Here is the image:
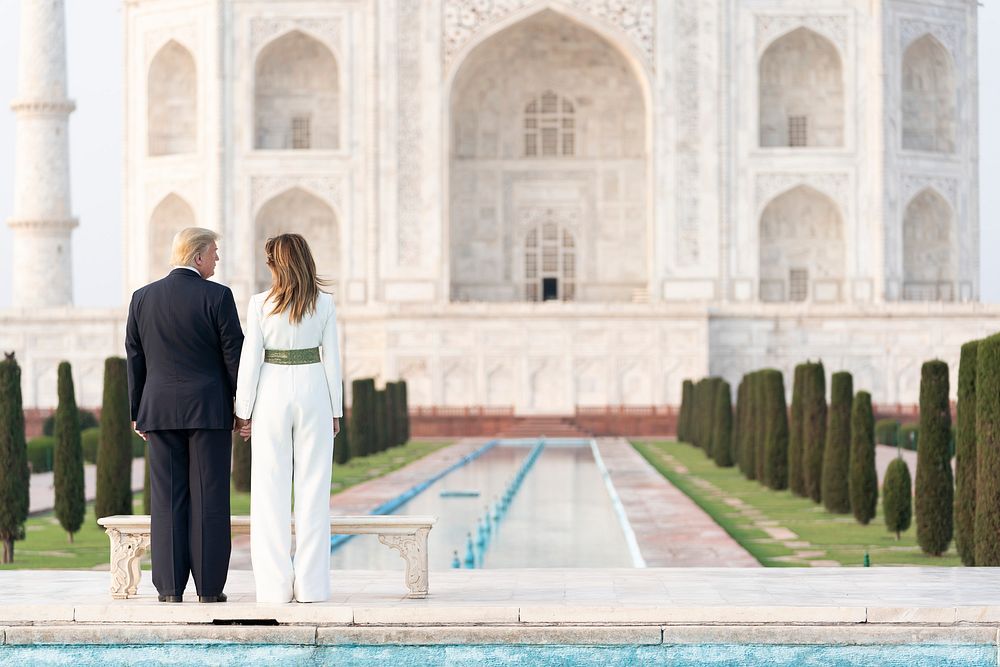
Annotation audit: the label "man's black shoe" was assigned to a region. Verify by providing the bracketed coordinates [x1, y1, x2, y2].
[157, 595, 183, 603]
[198, 593, 227, 603]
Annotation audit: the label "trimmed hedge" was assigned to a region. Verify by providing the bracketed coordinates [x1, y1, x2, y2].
[54, 362, 85, 541]
[711, 380, 734, 468]
[43, 410, 98, 437]
[875, 419, 900, 447]
[849, 390, 878, 525]
[883, 457, 913, 540]
[899, 424, 919, 451]
[955, 340, 979, 566]
[762, 369, 788, 490]
[802, 362, 827, 504]
[27, 436, 56, 474]
[788, 364, 807, 497]
[95, 358, 132, 522]
[976, 333, 1000, 565]
[915, 360, 954, 556]
[81, 428, 100, 465]
[821, 371, 853, 514]
[0, 355, 29, 563]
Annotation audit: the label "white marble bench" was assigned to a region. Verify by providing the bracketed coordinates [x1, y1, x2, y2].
[97, 514, 437, 600]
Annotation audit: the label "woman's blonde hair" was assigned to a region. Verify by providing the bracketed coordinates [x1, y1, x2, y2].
[170, 227, 219, 267]
[264, 233, 330, 324]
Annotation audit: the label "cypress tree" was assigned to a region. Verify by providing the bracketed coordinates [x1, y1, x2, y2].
[95, 357, 133, 521]
[976, 333, 1000, 565]
[53, 362, 85, 542]
[0, 354, 29, 564]
[349, 378, 375, 458]
[802, 362, 828, 503]
[384, 382, 398, 449]
[399, 380, 410, 444]
[763, 369, 789, 490]
[679, 379, 694, 443]
[883, 457, 913, 540]
[754, 373, 768, 484]
[704, 378, 721, 457]
[955, 340, 978, 566]
[712, 380, 734, 467]
[335, 382, 351, 464]
[374, 389, 388, 453]
[732, 377, 745, 468]
[232, 431, 251, 493]
[821, 371, 853, 514]
[788, 364, 807, 497]
[742, 373, 758, 481]
[915, 360, 954, 556]
[849, 390, 878, 525]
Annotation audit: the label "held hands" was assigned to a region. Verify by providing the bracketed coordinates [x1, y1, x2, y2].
[234, 416, 251, 442]
[232, 417, 340, 442]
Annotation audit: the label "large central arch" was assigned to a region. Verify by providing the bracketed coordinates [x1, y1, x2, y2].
[446, 7, 651, 303]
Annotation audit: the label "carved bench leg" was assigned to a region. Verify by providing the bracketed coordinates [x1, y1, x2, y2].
[105, 528, 150, 599]
[378, 527, 430, 598]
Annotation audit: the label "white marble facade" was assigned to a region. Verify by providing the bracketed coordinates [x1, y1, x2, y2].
[3, 0, 995, 412]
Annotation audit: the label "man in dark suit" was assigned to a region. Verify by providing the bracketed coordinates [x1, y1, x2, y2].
[125, 228, 244, 603]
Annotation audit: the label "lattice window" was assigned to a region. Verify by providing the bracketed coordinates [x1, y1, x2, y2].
[789, 268, 809, 302]
[788, 115, 808, 147]
[292, 116, 311, 149]
[524, 221, 576, 301]
[524, 91, 575, 157]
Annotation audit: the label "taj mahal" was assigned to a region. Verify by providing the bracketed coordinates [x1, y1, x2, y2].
[2, 0, 998, 413]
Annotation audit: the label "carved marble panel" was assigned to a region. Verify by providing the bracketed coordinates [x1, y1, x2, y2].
[443, 0, 654, 69]
[250, 16, 343, 57]
[755, 14, 847, 54]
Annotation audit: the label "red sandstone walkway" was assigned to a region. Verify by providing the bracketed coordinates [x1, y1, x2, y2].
[595, 438, 760, 567]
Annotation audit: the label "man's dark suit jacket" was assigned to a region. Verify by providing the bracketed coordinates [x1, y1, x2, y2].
[126, 268, 244, 431]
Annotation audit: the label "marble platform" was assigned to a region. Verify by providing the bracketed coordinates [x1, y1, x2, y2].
[2, 568, 1000, 647]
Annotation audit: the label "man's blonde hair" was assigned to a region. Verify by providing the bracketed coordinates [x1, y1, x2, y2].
[170, 227, 219, 267]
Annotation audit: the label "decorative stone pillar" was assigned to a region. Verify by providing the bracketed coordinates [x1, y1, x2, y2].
[8, 0, 78, 308]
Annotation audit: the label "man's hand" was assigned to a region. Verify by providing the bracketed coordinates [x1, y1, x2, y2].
[333, 418, 341, 438]
[132, 421, 147, 441]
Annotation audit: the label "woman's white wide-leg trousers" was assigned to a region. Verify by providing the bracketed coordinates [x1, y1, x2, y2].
[250, 363, 334, 603]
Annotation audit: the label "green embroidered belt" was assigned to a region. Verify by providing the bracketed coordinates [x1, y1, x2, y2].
[264, 347, 321, 365]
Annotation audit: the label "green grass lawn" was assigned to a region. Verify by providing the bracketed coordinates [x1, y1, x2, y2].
[633, 440, 962, 567]
[2, 439, 452, 570]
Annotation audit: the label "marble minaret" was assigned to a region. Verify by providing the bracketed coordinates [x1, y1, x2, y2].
[7, 0, 77, 308]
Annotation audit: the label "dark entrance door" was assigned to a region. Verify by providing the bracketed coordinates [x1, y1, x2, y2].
[542, 277, 558, 301]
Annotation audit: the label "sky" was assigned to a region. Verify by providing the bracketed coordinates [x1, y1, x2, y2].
[0, 0, 997, 307]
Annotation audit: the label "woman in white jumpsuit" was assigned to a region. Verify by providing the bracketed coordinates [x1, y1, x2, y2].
[234, 234, 342, 603]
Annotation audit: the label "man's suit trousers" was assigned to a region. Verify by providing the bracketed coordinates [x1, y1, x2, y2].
[147, 429, 232, 597]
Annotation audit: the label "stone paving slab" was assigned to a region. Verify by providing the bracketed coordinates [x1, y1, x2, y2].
[3, 568, 1000, 620]
[595, 439, 759, 567]
[30, 458, 145, 514]
[3, 569, 1000, 645]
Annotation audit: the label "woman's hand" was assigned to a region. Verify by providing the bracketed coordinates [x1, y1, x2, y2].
[235, 417, 252, 442]
[333, 418, 341, 437]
